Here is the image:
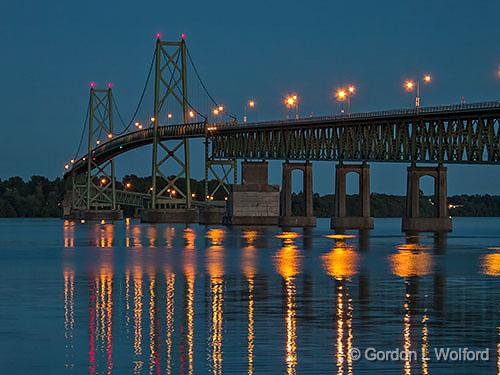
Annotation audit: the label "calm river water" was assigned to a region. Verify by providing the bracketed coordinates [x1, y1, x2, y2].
[0, 218, 498, 374]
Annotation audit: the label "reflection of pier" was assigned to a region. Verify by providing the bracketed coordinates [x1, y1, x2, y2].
[206, 228, 225, 375]
[275, 232, 301, 375]
[321, 235, 358, 374]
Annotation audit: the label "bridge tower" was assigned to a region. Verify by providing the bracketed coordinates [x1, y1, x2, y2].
[142, 36, 197, 223]
[71, 85, 122, 220]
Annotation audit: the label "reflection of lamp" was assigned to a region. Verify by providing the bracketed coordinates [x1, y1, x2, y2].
[321, 244, 359, 279]
[390, 244, 433, 277]
[481, 248, 500, 276]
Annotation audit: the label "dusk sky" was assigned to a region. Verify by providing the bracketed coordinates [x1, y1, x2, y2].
[2, 0, 500, 195]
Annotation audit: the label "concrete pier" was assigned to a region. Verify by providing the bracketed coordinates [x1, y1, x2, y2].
[402, 165, 452, 232]
[279, 161, 316, 227]
[226, 161, 280, 225]
[66, 209, 124, 221]
[141, 208, 199, 223]
[199, 206, 226, 225]
[331, 163, 374, 229]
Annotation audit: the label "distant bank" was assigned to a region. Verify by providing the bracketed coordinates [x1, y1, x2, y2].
[1, 175, 500, 218]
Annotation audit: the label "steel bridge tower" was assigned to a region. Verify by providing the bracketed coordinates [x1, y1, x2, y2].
[72, 85, 117, 212]
[150, 37, 192, 209]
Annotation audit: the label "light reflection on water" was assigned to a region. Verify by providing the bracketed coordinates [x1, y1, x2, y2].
[1, 218, 499, 373]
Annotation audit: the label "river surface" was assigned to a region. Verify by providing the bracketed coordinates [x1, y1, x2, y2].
[0, 218, 498, 374]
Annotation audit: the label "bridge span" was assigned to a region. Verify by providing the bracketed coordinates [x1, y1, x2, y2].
[64, 37, 500, 233]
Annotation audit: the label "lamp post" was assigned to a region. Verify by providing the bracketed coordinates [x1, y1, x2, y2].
[335, 85, 356, 113]
[284, 94, 299, 119]
[244, 99, 255, 123]
[405, 74, 432, 111]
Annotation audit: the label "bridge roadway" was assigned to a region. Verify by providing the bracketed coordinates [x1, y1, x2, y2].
[65, 101, 500, 178]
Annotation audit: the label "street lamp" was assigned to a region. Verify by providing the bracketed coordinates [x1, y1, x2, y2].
[284, 94, 299, 119]
[336, 85, 356, 113]
[244, 99, 256, 123]
[404, 74, 432, 110]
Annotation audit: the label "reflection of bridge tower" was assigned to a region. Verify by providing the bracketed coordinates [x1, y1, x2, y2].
[142, 37, 197, 223]
[71, 86, 123, 221]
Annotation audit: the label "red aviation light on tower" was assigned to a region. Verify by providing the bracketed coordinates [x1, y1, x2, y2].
[107, 82, 113, 88]
[156, 32, 162, 40]
[90, 82, 96, 88]
[181, 33, 187, 40]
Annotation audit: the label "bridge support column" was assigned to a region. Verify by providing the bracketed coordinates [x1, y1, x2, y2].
[402, 165, 452, 232]
[331, 163, 374, 230]
[279, 161, 316, 227]
[226, 161, 280, 225]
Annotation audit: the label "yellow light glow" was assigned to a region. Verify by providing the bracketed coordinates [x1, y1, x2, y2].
[125, 182, 132, 189]
[423, 74, 432, 83]
[404, 80, 415, 91]
[191, 193, 196, 198]
[96, 140, 100, 145]
[189, 111, 195, 118]
[348, 85, 356, 94]
[336, 89, 347, 101]
[64, 164, 70, 169]
[107, 133, 113, 139]
[150, 117, 155, 122]
[218, 105, 224, 112]
[100, 178, 107, 185]
[167, 113, 173, 119]
[284, 95, 297, 108]
[212, 108, 219, 115]
[248, 100, 255, 108]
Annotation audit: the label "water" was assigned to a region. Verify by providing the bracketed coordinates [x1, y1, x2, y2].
[0, 217, 498, 374]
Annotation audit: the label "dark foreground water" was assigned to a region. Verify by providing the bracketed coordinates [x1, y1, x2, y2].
[0, 218, 498, 374]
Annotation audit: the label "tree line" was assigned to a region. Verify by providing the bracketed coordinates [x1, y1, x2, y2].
[1, 175, 500, 218]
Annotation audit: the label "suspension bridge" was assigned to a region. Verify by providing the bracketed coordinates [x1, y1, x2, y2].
[63, 36, 500, 232]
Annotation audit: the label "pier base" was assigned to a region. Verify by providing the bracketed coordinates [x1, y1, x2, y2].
[402, 165, 452, 233]
[330, 216, 374, 230]
[68, 209, 123, 221]
[331, 163, 374, 230]
[199, 207, 226, 225]
[402, 217, 452, 232]
[226, 161, 280, 226]
[279, 161, 316, 228]
[141, 208, 199, 223]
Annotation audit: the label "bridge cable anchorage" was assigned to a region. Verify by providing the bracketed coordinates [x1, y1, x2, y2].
[112, 49, 156, 135]
[186, 46, 237, 122]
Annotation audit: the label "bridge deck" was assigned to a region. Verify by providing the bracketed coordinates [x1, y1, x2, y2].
[65, 101, 500, 178]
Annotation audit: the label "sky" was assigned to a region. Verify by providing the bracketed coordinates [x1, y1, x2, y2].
[1, 0, 500, 195]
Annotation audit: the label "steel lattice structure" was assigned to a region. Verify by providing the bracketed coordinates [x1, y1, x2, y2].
[150, 37, 192, 208]
[209, 102, 500, 164]
[72, 87, 117, 210]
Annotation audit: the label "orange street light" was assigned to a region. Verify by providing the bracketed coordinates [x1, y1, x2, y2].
[284, 94, 299, 119]
[125, 182, 132, 189]
[404, 74, 432, 109]
[244, 99, 256, 123]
